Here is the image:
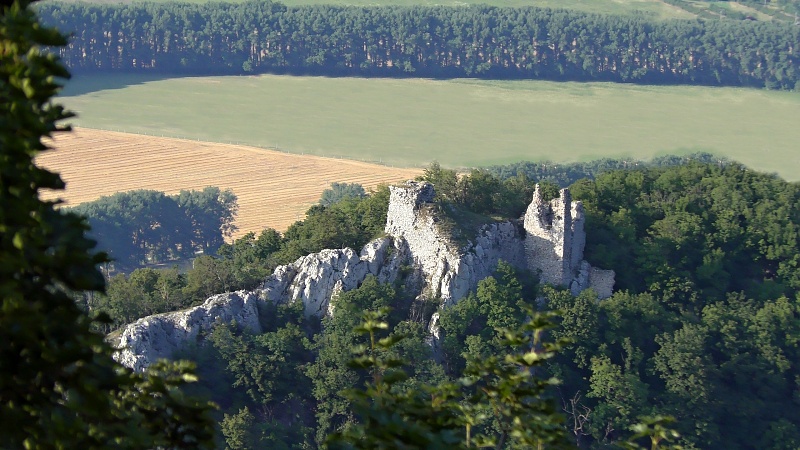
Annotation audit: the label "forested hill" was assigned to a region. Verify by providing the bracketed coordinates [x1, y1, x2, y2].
[39, 1, 800, 89]
[102, 161, 800, 449]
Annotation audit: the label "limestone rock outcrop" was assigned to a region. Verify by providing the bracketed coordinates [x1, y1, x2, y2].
[113, 291, 262, 372]
[385, 181, 525, 306]
[262, 237, 407, 317]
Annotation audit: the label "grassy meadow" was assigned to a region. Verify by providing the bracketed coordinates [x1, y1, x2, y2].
[60, 73, 800, 181]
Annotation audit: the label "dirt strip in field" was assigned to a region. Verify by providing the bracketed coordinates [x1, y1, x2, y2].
[38, 128, 421, 238]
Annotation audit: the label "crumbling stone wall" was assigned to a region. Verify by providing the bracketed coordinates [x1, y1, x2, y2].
[523, 184, 614, 297]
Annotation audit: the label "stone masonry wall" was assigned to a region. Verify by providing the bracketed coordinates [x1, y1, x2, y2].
[523, 184, 614, 297]
[524, 186, 575, 286]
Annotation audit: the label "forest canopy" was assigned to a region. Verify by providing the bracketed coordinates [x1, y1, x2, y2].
[94, 161, 800, 449]
[37, 1, 800, 89]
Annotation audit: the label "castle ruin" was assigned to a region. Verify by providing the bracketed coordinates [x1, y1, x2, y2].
[523, 184, 614, 297]
[114, 180, 614, 370]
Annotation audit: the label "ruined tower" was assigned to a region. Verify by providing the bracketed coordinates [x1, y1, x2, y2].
[523, 184, 613, 297]
[523, 185, 582, 287]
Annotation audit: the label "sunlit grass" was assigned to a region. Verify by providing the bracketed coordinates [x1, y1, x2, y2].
[60, 73, 800, 180]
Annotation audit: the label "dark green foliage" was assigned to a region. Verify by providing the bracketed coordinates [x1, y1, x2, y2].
[327, 307, 574, 449]
[216, 228, 283, 288]
[543, 281, 800, 448]
[438, 262, 537, 376]
[273, 185, 390, 264]
[221, 407, 257, 450]
[320, 182, 367, 207]
[0, 1, 214, 446]
[94, 267, 189, 331]
[208, 321, 310, 408]
[177, 186, 239, 253]
[175, 301, 316, 449]
[71, 187, 238, 269]
[652, 294, 800, 447]
[306, 276, 399, 444]
[485, 152, 727, 188]
[36, 2, 800, 89]
[418, 163, 537, 220]
[572, 162, 800, 304]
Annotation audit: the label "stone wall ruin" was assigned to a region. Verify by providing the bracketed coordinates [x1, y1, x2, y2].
[114, 180, 614, 370]
[523, 185, 614, 298]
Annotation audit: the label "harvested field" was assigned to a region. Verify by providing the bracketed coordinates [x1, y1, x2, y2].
[38, 128, 421, 239]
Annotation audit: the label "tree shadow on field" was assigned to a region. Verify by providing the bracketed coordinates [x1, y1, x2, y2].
[58, 73, 185, 97]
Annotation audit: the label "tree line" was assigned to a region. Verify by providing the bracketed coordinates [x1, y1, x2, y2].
[485, 152, 727, 187]
[37, 1, 800, 89]
[70, 187, 237, 270]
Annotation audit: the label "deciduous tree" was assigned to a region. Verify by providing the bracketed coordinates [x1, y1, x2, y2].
[0, 1, 214, 446]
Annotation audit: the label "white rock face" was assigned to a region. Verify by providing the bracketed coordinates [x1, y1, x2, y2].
[385, 181, 525, 306]
[114, 237, 408, 370]
[114, 180, 614, 371]
[427, 312, 442, 363]
[113, 291, 262, 371]
[263, 237, 405, 317]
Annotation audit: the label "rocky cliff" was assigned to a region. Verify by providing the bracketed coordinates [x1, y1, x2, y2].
[113, 291, 263, 371]
[113, 180, 614, 370]
[262, 237, 407, 317]
[384, 181, 525, 306]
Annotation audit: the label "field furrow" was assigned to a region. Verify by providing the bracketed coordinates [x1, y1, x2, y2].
[39, 128, 420, 239]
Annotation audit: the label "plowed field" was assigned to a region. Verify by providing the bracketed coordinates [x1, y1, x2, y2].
[38, 128, 421, 238]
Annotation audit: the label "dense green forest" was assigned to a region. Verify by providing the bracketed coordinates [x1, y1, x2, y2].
[71, 187, 238, 269]
[485, 152, 727, 187]
[38, 1, 800, 88]
[94, 162, 800, 448]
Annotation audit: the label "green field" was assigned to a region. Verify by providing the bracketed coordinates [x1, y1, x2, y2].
[60, 74, 800, 180]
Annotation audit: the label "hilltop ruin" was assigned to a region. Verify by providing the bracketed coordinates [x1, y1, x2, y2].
[114, 181, 614, 370]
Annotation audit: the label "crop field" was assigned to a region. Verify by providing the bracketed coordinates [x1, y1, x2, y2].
[38, 128, 421, 237]
[60, 73, 800, 181]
